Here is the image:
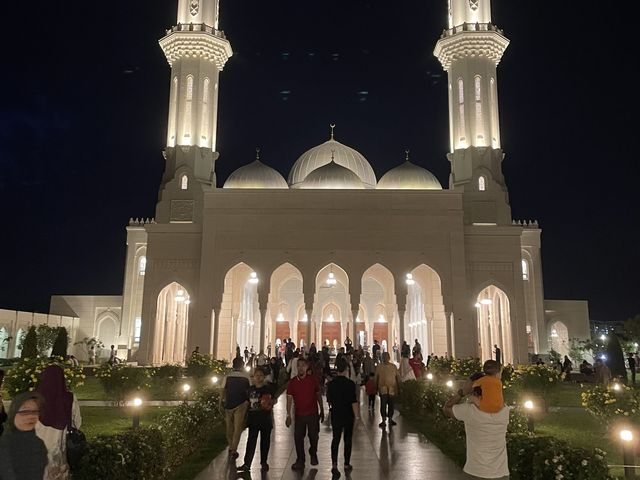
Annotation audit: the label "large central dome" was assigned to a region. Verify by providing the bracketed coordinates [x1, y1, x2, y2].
[289, 136, 377, 189]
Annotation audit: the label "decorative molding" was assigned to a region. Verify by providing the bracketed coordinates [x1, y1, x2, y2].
[160, 29, 232, 71]
[435, 30, 509, 70]
[170, 200, 195, 222]
[148, 259, 200, 271]
[471, 262, 513, 272]
[190, 0, 199, 16]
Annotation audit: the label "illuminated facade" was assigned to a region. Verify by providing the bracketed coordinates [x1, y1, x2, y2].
[0, 0, 591, 365]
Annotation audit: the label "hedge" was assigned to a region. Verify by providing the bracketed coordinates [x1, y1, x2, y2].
[75, 387, 224, 479]
[398, 380, 612, 479]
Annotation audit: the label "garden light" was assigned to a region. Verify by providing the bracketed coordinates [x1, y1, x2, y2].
[245, 366, 251, 372]
[601, 334, 607, 341]
[182, 383, 191, 393]
[619, 429, 637, 479]
[426, 373, 434, 381]
[131, 397, 143, 428]
[613, 383, 622, 392]
[446, 380, 454, 388]
[211, 376, 219, 384]
[524, 400, 534, 410]
[523, 400, 535, 432]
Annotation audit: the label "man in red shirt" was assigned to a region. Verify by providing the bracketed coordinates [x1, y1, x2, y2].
[286, 357, 325, 471]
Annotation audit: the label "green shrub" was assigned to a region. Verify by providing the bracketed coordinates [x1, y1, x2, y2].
[95, 363, 151, 404]
[581, 383, 640, 429]
[606, 335, 628, 381]
[450, 357, 482, 379]
[152, 364, 183, 385]
[430, 356, 454, 374]
[21, 326, 37, 359]
[507, 434, 612, 480]
[185, 353, 227, 379]
[75, 387, 224, 480]
[4, 357, 85, 397]
[508, 364, 563, 410]
[77, 427, 165, 479]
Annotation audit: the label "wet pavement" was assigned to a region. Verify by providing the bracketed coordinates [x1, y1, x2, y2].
[196, 387, 466, 480]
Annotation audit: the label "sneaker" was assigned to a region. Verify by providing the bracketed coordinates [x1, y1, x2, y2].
[291, 462, 305, 471]
[261, 463, 269, 472]
[310, 454, 319, 466]
[344, 464, 353, 472]
[331, 465, 341, 477]
[378, 421, 386, 428]
[237, 464, 250, 472]
[389, 419, 397, 426]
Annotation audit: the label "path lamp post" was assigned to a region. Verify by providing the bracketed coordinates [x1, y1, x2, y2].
[182, 383, 191, 404]
[523, 400, 535, 432]
[131, 397, 143, 428]
[620, 429, 636, 479]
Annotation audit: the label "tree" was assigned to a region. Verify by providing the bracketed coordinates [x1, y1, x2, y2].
[51, 327, 69, 358]
[73, 337, 104, 361]
[36, 325, 60, 356]
[622, 314, 640, 343]
[605, 334, 627, 381]
[21, 326, 37, 359]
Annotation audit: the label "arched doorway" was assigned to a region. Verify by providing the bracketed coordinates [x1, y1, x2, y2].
[316, 264, 349, 347]
[407, 265, 446, 356]
[13, 328, 24, 358]
[476, 285, 512, 364]
[97, 313, 119, 359]
[0, 327, 9, 359]
[321, 304, 342, 350]
[153, 282, 190, 364]
[361, 264, 395, 350]
[549, 321, 569, 358]
[269, 263, 303, 350]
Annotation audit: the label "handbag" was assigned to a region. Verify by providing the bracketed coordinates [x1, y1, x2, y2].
[66, 425, 88, 472]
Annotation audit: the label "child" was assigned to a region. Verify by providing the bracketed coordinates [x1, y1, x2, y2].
[470, 360, 504, 413]
[238, 367, 276, 473]
[365, 372, 377, 411]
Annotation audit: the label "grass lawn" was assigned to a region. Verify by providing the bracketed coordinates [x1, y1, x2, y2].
[75, 377, 188, 401]
[168, 426, 227, 480]
[81, 406, 173, 438]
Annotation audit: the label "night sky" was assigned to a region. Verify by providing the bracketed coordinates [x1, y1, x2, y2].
[1, 1, 638, 323]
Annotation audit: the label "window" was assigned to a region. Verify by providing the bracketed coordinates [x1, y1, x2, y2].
[134, 317, 142, 344]
[181, 175, 188, 190]
[522, 259, 530, 281]
[168, 77, 178, 146]
[201, 78, 210, 144]
[184, 75, 194, 139]
[478, 176, 486, 191]
[138, 256, 147, 276]
[475, 76, 484, 145]
[490, 77, 499, 147]
[458, 79, 466, 144]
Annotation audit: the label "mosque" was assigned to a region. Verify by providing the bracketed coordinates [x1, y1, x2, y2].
[0, 0, 591, 365]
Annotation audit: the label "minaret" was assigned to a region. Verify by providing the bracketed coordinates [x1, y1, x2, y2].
[156, 0, 232, 223]
[434, 0, 511, 225]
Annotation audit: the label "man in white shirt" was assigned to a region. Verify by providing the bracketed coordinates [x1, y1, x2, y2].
[443, 380, 510, 479]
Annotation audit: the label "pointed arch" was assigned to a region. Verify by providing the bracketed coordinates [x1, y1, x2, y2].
[476, 285, 512, 364]
[153, 282, 190, 365]
[549, 321, 569, 358]
[168, 76, 178, 146]
[409, 264, 447, 356]
[270, 263, 303, 349]
[0, 327, 9, 359]
[315, 264, 349, 347]
[183, 74, 194, 141]
[457, 78, 466, 146]
[200, 77, 211, 147]
[474, 75, 485, 145]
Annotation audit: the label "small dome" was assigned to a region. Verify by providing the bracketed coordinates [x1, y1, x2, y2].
[289, 134, 377, 189]
[223, 159, 289, 189]
[296, 161, 365, 190]
[377, 160, 442, 190]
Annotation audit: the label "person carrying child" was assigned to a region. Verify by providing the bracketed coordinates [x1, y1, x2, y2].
[469, 360, 504, 413]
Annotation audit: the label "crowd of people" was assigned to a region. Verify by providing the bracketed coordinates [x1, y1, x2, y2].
[0, 364, 82, 480]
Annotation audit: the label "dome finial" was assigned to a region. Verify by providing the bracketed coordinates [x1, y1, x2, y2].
[405, 149, 411, 162]
[255, 147, 261, 161]
[330, 149, 336, 163]
[330, 123, 336, 140]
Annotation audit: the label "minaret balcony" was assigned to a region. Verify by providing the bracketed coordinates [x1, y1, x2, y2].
[160, 23, 233, 71]
[441, 22, 504, 39]
[434, 25, 509, 70]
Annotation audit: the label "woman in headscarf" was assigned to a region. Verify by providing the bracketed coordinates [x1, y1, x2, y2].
[399, 355, 416, 382]
[0, 391, 48, 480]
[0, 370, 8, 435]
[35, 365, 82, 480]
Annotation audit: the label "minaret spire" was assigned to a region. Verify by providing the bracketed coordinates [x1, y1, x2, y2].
[434, 0, 511, 225]
[155, 0, 233, 224]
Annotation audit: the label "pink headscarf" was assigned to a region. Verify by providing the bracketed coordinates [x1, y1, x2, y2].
[36, 365, 73, 430]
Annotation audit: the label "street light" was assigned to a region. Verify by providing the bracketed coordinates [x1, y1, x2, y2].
[524, 400, 535, 432]
[131, 397, 143, 428]
[619, 429, 636, 479]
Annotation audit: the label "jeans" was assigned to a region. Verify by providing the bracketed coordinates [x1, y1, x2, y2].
[225, 401, 248, 451]
[331, 416, 354, 465]
[380, 394, 395, 420]
[244, 421, 273, 466]
[294, 414, 319, 464]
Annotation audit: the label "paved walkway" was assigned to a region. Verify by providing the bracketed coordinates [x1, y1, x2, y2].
[196, 388, 465, 480]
